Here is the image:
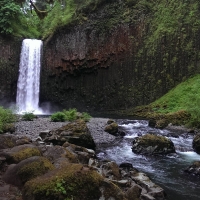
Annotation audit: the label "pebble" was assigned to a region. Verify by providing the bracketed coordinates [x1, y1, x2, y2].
[14, 117, 116, 144]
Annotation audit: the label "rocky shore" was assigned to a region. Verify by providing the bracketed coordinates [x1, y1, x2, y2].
[0, 117, 167, 200]
[14, 117, 116, 144]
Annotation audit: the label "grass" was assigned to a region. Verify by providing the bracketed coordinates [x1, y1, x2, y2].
[150, 74, 200, 127]
[0, 106, 16, 133]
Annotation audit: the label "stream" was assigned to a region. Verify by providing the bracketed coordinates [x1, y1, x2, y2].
[96, 119, 200, 200]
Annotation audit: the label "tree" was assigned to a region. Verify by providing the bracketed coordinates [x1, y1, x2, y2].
[0, 0, 21, 35]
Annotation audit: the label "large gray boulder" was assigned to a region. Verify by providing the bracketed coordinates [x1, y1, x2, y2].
[43, 119, 96, 150]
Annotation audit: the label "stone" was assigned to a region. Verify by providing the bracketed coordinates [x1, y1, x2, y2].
[100, 161, 121, 180]
[44, 120, 96, 150]
[0, 144, 41, 163]
[193, 134, 200, 154]
[125, 184, 142, 200]
[39, 130, 50, 139]
[104, 122, 119, 136]
[0, 134, 18, 149]
[184, 161, 200, 175]
[22, 163, 127, 200]
[2, 156, 54, 188]
[131, 172, 165, 199]
[132, 134, 175, 155]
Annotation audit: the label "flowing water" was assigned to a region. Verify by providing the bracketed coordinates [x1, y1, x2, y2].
[16, 39, 43, 114]
[97, 120, 200, 200]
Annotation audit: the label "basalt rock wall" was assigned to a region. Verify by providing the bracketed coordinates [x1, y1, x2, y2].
[41, 1, 200, 112]
[0, 36, 21, 106]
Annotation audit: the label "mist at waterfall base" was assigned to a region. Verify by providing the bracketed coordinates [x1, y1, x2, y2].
[16, 39, 52, 114]
[96, 120, 200, 200]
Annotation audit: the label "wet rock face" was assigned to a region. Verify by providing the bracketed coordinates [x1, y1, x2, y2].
[184, 161, 200, 176]
[193, 134, 200, 154]
[0, 36, 21, 104]
[41, 0, 200, 112]
[132, 134, 175, 155]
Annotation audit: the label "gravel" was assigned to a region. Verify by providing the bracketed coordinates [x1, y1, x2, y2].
[14, 117, 116, 144]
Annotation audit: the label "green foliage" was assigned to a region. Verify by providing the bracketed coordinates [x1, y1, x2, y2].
[0, 0, 21, 35]
[22, 112, 36, 121]
[0, 106, 16, 133]
[63, 108, 77, 121]
[54, 179, 67, 195]
[150, 74, 200, 127]
[51, 112, 66, 122]
[51, 108, 91, 122]
[81, 112, 91, 122]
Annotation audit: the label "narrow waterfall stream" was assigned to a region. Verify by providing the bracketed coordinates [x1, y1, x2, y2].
[16, 39, 43, 113]
[97, 120, 200, 200]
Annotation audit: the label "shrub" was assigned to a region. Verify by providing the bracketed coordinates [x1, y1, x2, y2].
[51, 109, 92, 122]
[63, 108, 77, 121]
[0, 106, 16, 133]
[51, 112, 66, 122]
[80, 112, 91, 122]
[22, 112, 36, 121]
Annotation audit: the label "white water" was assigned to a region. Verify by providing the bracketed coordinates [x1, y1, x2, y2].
[16, 39, 43, 114]
[97, 119, 200, 200]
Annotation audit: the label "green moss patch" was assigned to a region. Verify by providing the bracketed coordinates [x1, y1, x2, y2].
[17, 157, 55, 184]
[11, 146, 41, 163]
[23, 163, 104, 200]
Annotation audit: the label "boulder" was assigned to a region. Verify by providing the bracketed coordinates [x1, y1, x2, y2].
[132, 134, 175, 155]
[44, 119, 96, 150]
[22, 163, 127, 200]
[42, 145, 79, 166]
[3, 156, 54, 188]
[0, 144, 41, 163]
[100, 161, 121, 180]
[104, 121, 119, 136]
[184, 161, 200, 175]
[0, 134, 18, 149]
[193, 134, 200, 154]
[131, 172, 166, 199]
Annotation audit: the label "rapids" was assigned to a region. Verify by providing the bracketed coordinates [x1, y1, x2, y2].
[97, 120, 200, 200]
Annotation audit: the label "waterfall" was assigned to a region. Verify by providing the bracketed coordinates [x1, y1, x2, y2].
[16, 39, 43, 114]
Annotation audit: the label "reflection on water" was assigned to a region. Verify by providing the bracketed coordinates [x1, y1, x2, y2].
[97, 120, 200, 200]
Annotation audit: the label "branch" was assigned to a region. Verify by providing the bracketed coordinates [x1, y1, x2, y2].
[30, 0, 48, 19]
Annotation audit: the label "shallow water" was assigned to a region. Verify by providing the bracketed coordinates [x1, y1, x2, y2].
[96, 120, 200, 200]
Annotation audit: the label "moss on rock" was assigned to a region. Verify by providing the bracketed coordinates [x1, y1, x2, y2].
[17, 156, 55, 184]
[23, 163, 103, 200]
[2, 145, 42, 163]
[132, 134, 175, 155]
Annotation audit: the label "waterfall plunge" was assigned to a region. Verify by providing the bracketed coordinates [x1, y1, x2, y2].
[16, 39, 43, 114]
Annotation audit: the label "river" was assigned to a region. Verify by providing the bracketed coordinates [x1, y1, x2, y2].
[96, 119, 200, 200]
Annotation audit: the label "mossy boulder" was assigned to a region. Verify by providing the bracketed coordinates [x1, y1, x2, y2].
[104, 120, 119, 136]
[0, 134, 18, 149]
[0, 144, 41, 163]
[22, 163, 127, 200]
[132, 134, 175, 155]
[42, 145, 79, 166]
[44, 119, 96, 150]
[192, 134, 200, 154]
[3, 156, 54, 188]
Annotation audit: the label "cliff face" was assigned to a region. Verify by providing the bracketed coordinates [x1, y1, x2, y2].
[41, 1, 200, 112]
[0, 36, 21, 106]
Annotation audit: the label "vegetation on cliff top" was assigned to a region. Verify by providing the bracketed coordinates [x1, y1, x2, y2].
[2, 0, 200, 40]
